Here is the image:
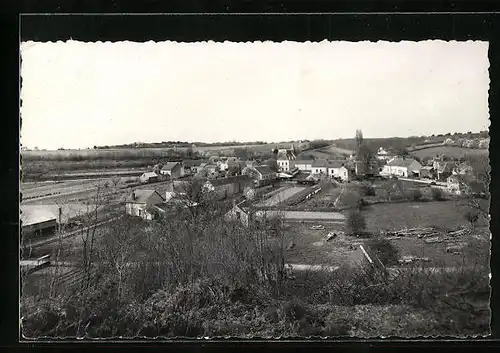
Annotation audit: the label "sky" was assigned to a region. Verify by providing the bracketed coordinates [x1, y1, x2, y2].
[20, 40, 490, 150]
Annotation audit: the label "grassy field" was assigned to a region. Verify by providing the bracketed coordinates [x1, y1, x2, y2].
[410, 146, 488, 159]
[282, 199, 490, 269]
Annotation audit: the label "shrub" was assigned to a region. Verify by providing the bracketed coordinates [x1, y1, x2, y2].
[410, 189, 423, 201]
[464, 210, 480, 228]
[346, 211, 366, 236]
[431, 187, 445, 201]
[364, 237, 400, 266]
[359, 184, 376, 197]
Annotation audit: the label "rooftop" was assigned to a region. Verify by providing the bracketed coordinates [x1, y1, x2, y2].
[161, 162, 181, 170]
[126, 189, 164, 204]
[386, 158, 419, 168]
[254, 165, 275, 175]
[20, 206, 57, 227]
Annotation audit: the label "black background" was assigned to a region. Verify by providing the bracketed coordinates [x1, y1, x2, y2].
[3, 1, 500, 352]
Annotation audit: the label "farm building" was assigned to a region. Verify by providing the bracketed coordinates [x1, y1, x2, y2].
[21, 207, 58, 239]
[242, 165, 276, 187]
[140, 171, 160, 184]
[327, 161, 351, 182]
[160, 162, 183, 179]
[380, 158, 423, 178]
[125, 189, 165, 220]
[202, 175, 253, 200]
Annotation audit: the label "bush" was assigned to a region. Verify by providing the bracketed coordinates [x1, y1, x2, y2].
[431, 187, 445, 201]
[359, 184, 376, 197]
[410, 189, 423, 201]
[364, 237, 400, 266]
[346, 211, 366, 236]
[464, 210, 480, 228]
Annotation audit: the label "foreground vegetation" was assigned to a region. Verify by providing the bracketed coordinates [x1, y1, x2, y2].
[21, 196, 490, 338]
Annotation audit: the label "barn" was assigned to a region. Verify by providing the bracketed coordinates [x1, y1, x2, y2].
[21, 207, 58, 239]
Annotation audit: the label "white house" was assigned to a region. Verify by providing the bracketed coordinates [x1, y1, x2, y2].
[125, 189, 165, 220]
[376, 147, 397, 161]
[276, 148, 296, 172]
[311, 159, 328, 176]
[140, 172, 160, 184]
[380, 158, 423, 178]
[327, 161, 350, 182]
[294, 160, 313, 172]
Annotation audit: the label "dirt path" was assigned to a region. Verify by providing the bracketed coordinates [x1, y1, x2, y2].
[264, 210, 345, 221]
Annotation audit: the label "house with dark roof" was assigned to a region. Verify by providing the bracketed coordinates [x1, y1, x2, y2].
[125, 189, 165, 220]
[380, 157, 423, 178]
[242, 165, 277, 187]
[160, 162, 183, 179]
[202, 175, 253, 200]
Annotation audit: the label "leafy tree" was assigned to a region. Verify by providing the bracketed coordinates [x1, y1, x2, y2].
[345, 210, 366, 236]
[264, 158, 278, 172]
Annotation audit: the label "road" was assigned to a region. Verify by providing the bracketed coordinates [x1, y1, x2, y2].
[397, 177, 447, 187]
[255, 186, 307, 207]
[24, 216, 122, 248]
[262, 210, 345, 221]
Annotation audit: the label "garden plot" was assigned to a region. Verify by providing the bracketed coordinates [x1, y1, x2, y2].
[255, 186, 307, 207]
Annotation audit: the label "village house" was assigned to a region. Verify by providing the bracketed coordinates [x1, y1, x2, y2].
[380, 157, 423, 178]
[276, 146, 297, 172]
[225, 201, 252, 227]
[311, 159, 328, 176]
[182, 160, 208, 175]
[140, 171, 160, 184]
[125, 189, 165, 220]
[433, 160, 454, 181]
[327, 160, 351, 182]
[242, 165, 277, 187]
[294, 159, 314, 172]
[376, 147, 397, 161]
[202, 175, 253, 200]
[202, 163, 220, 178]
[160, 162, 183, 179]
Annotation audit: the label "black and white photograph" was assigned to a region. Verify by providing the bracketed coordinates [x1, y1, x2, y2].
[20, 39, 491, 338]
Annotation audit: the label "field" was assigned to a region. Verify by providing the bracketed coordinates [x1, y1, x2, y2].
[281, 199, 490, 268]
[410, 146, 488, 159]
